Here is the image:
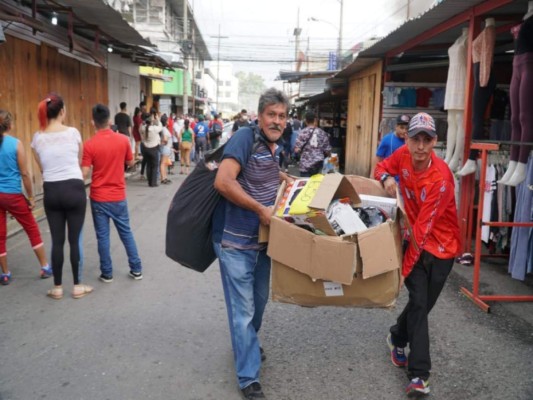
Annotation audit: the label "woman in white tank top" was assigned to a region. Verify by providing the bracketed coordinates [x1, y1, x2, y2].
[31, 93, 93, 300]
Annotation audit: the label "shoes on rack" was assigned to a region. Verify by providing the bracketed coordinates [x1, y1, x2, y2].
[456, 253, 473, 266]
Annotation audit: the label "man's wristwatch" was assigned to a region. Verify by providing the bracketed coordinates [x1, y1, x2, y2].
[380, 174, 390, 185]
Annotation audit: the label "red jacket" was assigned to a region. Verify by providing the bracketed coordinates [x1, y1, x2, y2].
[374, 145, 460, 277]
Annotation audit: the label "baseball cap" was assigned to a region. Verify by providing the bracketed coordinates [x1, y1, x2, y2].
[408, 112, 436, 138]
[396, 114, 410, 125]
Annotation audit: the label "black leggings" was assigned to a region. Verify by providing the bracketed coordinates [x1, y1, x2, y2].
[143, 146, 160, 186]
[43, 179, 87, 286]
[468, 62, 496, 160]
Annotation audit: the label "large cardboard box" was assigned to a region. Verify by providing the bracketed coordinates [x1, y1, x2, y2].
[272, 261, 400, 308]
[267, 173, 403, 307]
[268, 174, 403, 284]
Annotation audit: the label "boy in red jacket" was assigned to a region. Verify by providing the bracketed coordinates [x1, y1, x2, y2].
[374, 112, 460, 398]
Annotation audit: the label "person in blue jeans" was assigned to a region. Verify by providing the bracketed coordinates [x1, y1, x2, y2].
[82, 104, 143, 283]
[213, 88, 292, 400]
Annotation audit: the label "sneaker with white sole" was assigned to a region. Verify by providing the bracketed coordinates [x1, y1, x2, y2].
[99, 274, 113, 283]
[406, 377, 430, 397]
[387, 333, 407, 367]
[129, 271, 143, 280]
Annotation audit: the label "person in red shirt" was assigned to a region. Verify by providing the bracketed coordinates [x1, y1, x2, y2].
[374, 112, 460, 398]
[82, 104, 143, 283]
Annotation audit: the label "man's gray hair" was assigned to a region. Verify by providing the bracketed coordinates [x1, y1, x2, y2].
[258, 88, 290, 115]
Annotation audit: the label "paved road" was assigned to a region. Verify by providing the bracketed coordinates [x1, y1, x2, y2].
[1, 171, 533, 400]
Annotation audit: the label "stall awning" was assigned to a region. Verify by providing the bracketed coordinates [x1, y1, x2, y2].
[357, 0, 524, 59]
[49, 0, 153, 47]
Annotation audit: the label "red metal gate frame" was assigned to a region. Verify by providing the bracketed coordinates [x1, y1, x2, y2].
[382, 0, 530, 312]
[460, 143, 533, 312]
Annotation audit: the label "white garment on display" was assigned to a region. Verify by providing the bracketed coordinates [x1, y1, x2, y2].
[446, 110, 465, 171]
[444, 29, 468, 111]
[482, 165, 496, 243]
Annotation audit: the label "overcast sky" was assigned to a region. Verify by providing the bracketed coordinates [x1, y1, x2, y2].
[190, 0, 393, 87]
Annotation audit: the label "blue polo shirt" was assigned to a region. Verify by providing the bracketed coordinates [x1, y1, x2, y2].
[214, 127, 280, 250]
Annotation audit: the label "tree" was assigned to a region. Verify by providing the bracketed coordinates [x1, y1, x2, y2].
[235, 71, 266, 112]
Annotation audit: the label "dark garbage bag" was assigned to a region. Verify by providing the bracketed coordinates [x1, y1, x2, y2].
[165, 145, 225, 272]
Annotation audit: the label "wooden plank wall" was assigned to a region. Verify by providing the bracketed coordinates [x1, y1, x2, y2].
[344, 61, 383, 177]
[0, 34, 108, 194]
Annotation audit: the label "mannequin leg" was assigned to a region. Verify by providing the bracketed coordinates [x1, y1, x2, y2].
[506, 162, 528, 186]
[448, 111, 465, 172]
[502, 53, 533, 186]
[444, 111, 458, 164]
[498, 160, 517, 184]
[458, 65, 496, 176]
[456, 159, 477, 176]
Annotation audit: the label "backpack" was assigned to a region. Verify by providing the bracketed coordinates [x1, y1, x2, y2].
[165, 126, 262, 272]
[209, 122, 222, 140]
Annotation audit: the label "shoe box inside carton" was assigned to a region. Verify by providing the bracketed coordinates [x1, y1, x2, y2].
[267, 173, 402, 307]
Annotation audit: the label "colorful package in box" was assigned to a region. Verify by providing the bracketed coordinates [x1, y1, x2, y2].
[288, 174, 324, 216]
[275, 178, 309, 217]
[275, 178, 315, 230]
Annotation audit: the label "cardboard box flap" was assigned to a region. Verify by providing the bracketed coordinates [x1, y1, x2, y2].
[357, 220, 401, 279]
[267, 217, 357, 285]
[346, 175, 389, 199]
[309, 173, 361, 210]
[310, 235, 357, 285]
[267, 217, 314, 272]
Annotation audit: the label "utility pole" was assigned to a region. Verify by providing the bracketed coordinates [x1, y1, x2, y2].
[211, 25, 228, 113]
[183, 0, 188, 115]
[294, 8, 302, 71]
[337, 0, 343, 69]
[306, 37, 310, 72]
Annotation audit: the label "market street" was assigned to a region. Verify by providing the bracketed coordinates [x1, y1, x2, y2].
[1, 173, 532, 400]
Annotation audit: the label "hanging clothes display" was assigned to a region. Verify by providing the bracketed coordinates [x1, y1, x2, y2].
[508, 156, 533, 281]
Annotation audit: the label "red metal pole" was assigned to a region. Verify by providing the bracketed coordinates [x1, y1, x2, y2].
[459, 14, 479, 253]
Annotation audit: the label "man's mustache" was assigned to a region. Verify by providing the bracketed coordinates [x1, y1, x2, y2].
[268, 124, 282, 132]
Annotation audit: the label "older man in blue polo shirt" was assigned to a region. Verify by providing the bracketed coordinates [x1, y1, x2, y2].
[213, 88, 290, 400]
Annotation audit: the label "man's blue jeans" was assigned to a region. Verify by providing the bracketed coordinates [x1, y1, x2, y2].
[90, 200, 142, 276]
[214, 242, 271, 389]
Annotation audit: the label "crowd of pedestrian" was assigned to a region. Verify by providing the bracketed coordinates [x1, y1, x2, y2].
[0, 96, 145, 299]
[0, 84, 459, 399]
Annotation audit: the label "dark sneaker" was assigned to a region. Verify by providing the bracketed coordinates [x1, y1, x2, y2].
[128, 271, 143, 280]
[1, 272, 12, 285]
[387, 334, 407, 367]
[40, 265, 53, 279]
[241, 382, 265, 399]
[260, 346, 266, 362]
[99, 274, 113, 283]
[406, 377, 430, 397]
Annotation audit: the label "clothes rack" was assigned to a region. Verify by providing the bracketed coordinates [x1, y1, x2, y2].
[460, 143, 533, 312]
